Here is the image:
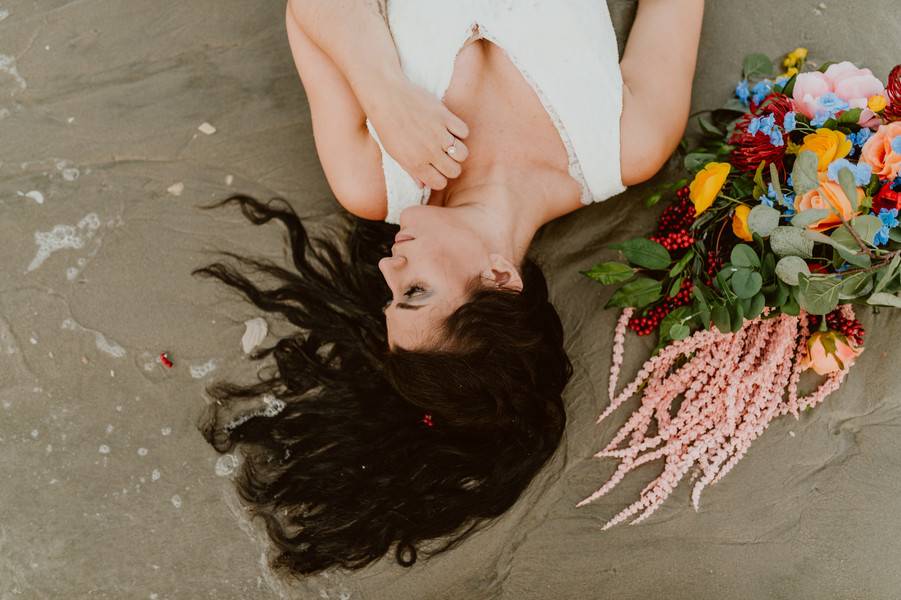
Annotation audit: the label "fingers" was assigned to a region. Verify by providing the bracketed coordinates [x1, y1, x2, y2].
[445, 137, 468, 163]
[430, 147, 462, 181]
[445, 111, 469, 139]
[415, 164, 448, 191]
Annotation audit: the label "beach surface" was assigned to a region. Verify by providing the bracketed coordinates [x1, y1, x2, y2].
[1, 1, 900, 598]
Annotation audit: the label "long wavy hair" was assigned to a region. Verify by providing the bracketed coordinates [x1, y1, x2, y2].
[192, 194, 572, 577]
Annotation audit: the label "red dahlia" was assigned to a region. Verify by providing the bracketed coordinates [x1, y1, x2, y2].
[728, 93, 794, 174]
[884, 64, 901, 123]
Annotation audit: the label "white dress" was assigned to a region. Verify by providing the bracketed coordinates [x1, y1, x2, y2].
[365, 0, 626, 224]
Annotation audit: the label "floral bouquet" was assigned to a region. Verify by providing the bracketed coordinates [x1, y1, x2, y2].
[577, 49, 901, 529]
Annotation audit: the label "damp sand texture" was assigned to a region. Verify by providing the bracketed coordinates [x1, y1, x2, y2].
[2, 1, 901, 599]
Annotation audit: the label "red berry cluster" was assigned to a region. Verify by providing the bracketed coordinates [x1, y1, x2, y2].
[808, 310, 866, 346]
[651, 230, 695, 252]
[704, 250, 724, 286]
[627, 278, 695, 336]
[656, 187, 696, 235]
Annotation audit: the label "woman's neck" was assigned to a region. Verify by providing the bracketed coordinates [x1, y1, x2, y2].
[429, 164, 559, 264]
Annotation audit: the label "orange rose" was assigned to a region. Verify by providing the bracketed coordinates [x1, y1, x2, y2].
[860, 121, 901, 180]
[794, 180, 862, 231]
[799, 331, 863, 375]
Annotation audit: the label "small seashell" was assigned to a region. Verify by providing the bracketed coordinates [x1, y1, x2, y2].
[167, 182, 184, 196]
[241, 317, 268, 354]
[198, 122, 217, 135]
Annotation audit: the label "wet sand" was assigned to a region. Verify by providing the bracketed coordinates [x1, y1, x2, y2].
[2, 1, 900, 598]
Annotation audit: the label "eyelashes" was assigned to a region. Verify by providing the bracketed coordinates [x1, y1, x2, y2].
[382, 284, 427, 312]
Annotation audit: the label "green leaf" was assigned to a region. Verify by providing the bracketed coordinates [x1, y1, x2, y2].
[731, 176, 755, 199]
[761, 252, 777, 281]
[712, 304, 731, 332]
[890, 228, 901, 243]
[644, 191, 663, 208]
[838, 108, 863, 124]
[582, 262, 635, 285]
[768, 163, 785, 205]
[748, 205, 781, 237]
[684, 152, 718, 173]
[609, 238, 672, 270]
[729, 301, 745, 332]
[775, 256, 811, 286]
[752, 161, 767, 200]
[802, 229, 860, 255]
[797, 273, 842, 315]
[874, 254, 901, 294]
[817, 61, 836, 73]
[692, 284, 710, 311]
[837, 167, 860, 211]
[669, 251, 694, 278]
[731, 244, 761, 269]
[698, 115, 724, 137]
[605, 277, 663, 309]
[746, 292, 766, 319]
[791, 208, 831, 228]
[743, 53, 775, 79]
[731, 269, 763, 298]
[867, 292, 901, 308]
[781, 73, 798, 97]
[668, 276, 685, 298]
[791, 151, 820, 196]
[669, 323, 691, 340]
[722, 97, 751, 113]
[838, 272, 873, 300]
[770, 226, 815, 257]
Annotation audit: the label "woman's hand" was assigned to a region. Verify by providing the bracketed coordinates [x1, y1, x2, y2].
[366, 77, 470, 190]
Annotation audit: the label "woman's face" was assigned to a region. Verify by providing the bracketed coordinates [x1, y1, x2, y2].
[379, 205, 492, 349]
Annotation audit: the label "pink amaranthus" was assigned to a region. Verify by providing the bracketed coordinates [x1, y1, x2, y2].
[577, 306, 853, 530]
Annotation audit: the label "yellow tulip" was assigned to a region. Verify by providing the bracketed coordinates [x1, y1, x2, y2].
[689, 162, 732, 216]
[732, 205, 753, 241]
[799, 129, 852, 171]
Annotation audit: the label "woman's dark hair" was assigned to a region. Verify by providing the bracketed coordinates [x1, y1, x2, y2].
[192, 194, 572, 577]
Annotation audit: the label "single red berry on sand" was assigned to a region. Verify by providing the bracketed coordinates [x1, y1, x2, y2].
[160, 352, 174, 368]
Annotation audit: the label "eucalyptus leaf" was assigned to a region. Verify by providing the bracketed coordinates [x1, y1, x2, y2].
[867, 292, 901, 308]
[731, 244, 761, 269]
[791, 151, 820, 196]
[684, 152, 718, 173]
[583, 262, 635, 285]
[731, 269, 763, 298]
[729, 302, 745, 332]
[698, 116, 724, 137]
[605, 277, 663, 309]
[837, 167, 860, 211]
[669, 324, 691, 340]
[609, 238, 672, 270]
[791, 208, 831, 228]
[770, 226, 815, 258]
[802, 229, 859, 255]
[775, 256, 811, 286]
[747, 292, 766, 320]
[797, 273, 842, 315]
[748, 205, 781, 237]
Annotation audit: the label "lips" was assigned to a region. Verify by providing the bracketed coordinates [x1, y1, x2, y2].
[394, 232, 415, 245]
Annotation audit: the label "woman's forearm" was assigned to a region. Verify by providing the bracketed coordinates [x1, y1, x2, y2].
[620, 0, 705, 126]
[287, 0, 405, 116]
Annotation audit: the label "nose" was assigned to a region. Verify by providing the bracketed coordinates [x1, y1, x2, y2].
[378, 255, 406, 277]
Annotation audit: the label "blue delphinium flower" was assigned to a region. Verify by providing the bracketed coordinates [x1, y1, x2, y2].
[827, 158, 872, 186]
[892, 137, 901, 155]
[847, 128, 873, 158]
[811, 93, 850, 126]
[783, 111, 797, 133]
[769, 128, 785, 147]
[835, 262, 852, 273]
[752, 80, 774, 105]
[893, 175, 901, 192]
[749, 113, 776, 136]
[736, 80, 751, 106]
[782, 192, 796, 218]
[874, 208, 899, 246]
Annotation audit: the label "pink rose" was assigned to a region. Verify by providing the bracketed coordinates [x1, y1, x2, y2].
[824, 62, 886, 109]
[792, 61, 887, 126]
[792, 71, 832, 118]
[800, 331, 863, 376]
[860, 121, 901, 180]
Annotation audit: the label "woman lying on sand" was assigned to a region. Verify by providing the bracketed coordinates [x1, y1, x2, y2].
[193, 0, 703, 576]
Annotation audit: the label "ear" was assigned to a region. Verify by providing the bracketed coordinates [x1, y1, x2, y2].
[482, 254, 524, 292]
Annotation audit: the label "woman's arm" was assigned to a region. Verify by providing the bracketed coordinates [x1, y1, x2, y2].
[286, 2, 387, 219]
[619, 0, 705, 186]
